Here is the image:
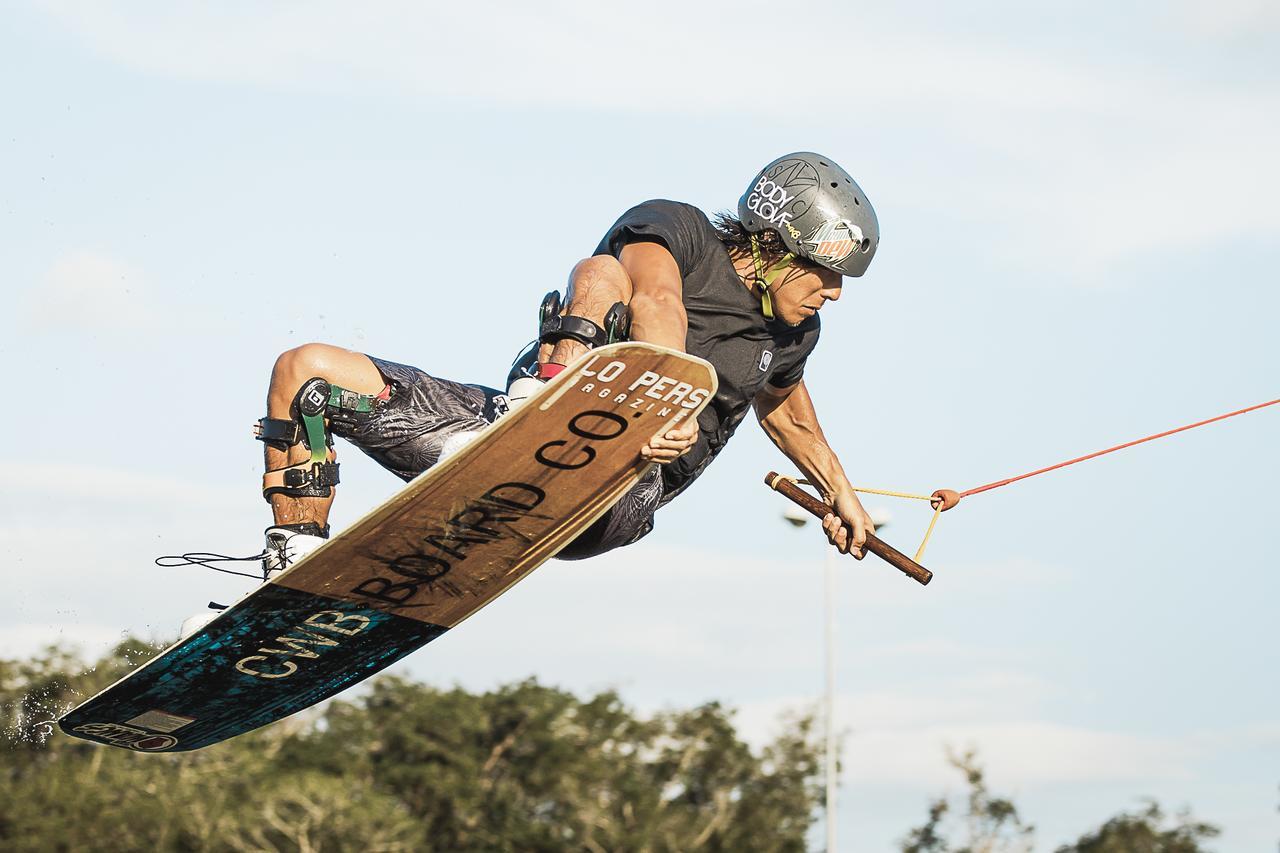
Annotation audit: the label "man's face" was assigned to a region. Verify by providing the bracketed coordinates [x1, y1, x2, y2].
[770, 261, 843, 326]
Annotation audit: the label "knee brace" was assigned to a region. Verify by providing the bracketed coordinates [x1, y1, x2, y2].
[254, 377, 387, 502]
[537, 290, 631, 350]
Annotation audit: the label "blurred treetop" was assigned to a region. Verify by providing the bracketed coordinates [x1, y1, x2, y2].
[2, 641, 823, 853]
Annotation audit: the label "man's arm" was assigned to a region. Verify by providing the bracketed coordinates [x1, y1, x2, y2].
[618, 241, 688, 352]
[617, 241, 698, 462]
[754, 379, 875, 557]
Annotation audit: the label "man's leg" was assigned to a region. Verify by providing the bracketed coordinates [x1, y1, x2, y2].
[555, 466, 664, 561]
[263, 343, 387, 529]
[542, 256, 633, 367]
[180, 343, 389, 636]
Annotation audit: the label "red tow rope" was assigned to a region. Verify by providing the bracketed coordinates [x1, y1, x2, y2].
[953, 398, 1279, 501]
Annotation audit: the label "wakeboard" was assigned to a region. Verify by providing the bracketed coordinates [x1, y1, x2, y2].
[59, 342, 716, 751]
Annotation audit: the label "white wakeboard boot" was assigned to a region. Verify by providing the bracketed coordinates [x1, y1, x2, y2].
[259, 524, 328, 577]
[505, 373, 545, 408]
[178, 525, 328, 639]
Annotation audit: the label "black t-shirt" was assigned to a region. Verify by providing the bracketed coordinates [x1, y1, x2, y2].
[595, 199, 821, 503]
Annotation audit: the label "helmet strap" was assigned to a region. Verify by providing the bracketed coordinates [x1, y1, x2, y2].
[749, 235, 796, 321]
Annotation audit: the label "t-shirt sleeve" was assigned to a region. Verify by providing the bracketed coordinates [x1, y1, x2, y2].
[767, 319, 820, 389]
[594, 199, 707, 277]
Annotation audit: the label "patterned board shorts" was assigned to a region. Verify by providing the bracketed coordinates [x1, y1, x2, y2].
[330, 355, 662, 560]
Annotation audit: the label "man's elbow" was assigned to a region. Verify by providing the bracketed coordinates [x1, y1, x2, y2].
[629, 289, 684, 317]
[629, 290, 688, 337]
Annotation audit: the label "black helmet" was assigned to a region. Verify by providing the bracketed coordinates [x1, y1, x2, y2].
[738, 152, 879, 277]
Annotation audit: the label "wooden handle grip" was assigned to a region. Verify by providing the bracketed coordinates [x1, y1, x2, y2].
[765, 472, 933, 586]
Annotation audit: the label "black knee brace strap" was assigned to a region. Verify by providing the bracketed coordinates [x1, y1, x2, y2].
[540, 313, 610, 349]
[537, 290, 632, 350]
[255, 377, 386, 502]
[262, 460, 340, 501]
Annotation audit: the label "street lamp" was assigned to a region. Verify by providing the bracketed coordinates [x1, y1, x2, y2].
[781, 503, 889, 853]
[783, 504, 809, 527]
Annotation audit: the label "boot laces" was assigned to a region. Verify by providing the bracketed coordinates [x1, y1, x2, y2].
[155, 549, 271, 580]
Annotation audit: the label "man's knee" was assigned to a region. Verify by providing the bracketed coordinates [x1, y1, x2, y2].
[271, 344, 383, 399]
[568, 255, 632, 304]
[273, 343, 338, 387]
[259, 344, 388, 501]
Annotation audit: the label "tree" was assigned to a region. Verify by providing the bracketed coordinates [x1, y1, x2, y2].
[899, 748, 1222, 853]
[2, 641, 825, 852]
[288, 675, 822, 851]
[899, 749, 1034, 853]
[1055, 801, 1220, 853]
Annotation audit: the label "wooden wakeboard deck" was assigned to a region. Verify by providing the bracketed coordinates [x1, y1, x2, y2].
[59, 343, 716, 751]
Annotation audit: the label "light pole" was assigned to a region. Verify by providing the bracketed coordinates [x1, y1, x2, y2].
[782, 503, 890, 853]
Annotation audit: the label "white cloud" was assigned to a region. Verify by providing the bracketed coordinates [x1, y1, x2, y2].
[0, 623, 138, 661]
[33, 2, 1280, 277]
[0, 461, 272, 662]
[861, 639, 1032, 663]
[31, 1, 1252, 115]
[4, 461, 246, 512]
[734, 685, 1197, 790]
[851, 721, 1197, 787]
[23, 250, 162, 331]
[1169, 0, 1280, 38]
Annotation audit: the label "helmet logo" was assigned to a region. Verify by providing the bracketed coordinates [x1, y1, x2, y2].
[804, 219, 863, 268]
[746, 177, 797, 229]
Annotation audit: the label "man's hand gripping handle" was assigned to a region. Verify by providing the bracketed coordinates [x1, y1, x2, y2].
[765, 472, 933, 586]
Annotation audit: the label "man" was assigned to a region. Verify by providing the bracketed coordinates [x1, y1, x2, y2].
[183, 152, 881, 633]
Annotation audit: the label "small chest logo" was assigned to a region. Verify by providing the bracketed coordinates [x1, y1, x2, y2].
[758, 350, 774, 372]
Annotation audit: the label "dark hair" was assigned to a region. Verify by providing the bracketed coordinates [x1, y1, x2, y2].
[711, 211, 794, 269]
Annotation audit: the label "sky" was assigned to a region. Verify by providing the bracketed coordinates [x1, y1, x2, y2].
[2, 1, 1278, 849]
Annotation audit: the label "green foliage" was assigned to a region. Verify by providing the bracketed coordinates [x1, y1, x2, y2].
[899, 749, 1222, 853]
[1, 641, 823, 852]
[1054, 801, 1220, 853]
[899, 749, 1034, 853]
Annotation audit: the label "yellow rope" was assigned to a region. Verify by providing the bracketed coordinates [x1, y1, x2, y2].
[784, 476, 932, 502]
[914, 504, 943, 562]
[780, 476, 942, 561]
[851, 486, 933, 502]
